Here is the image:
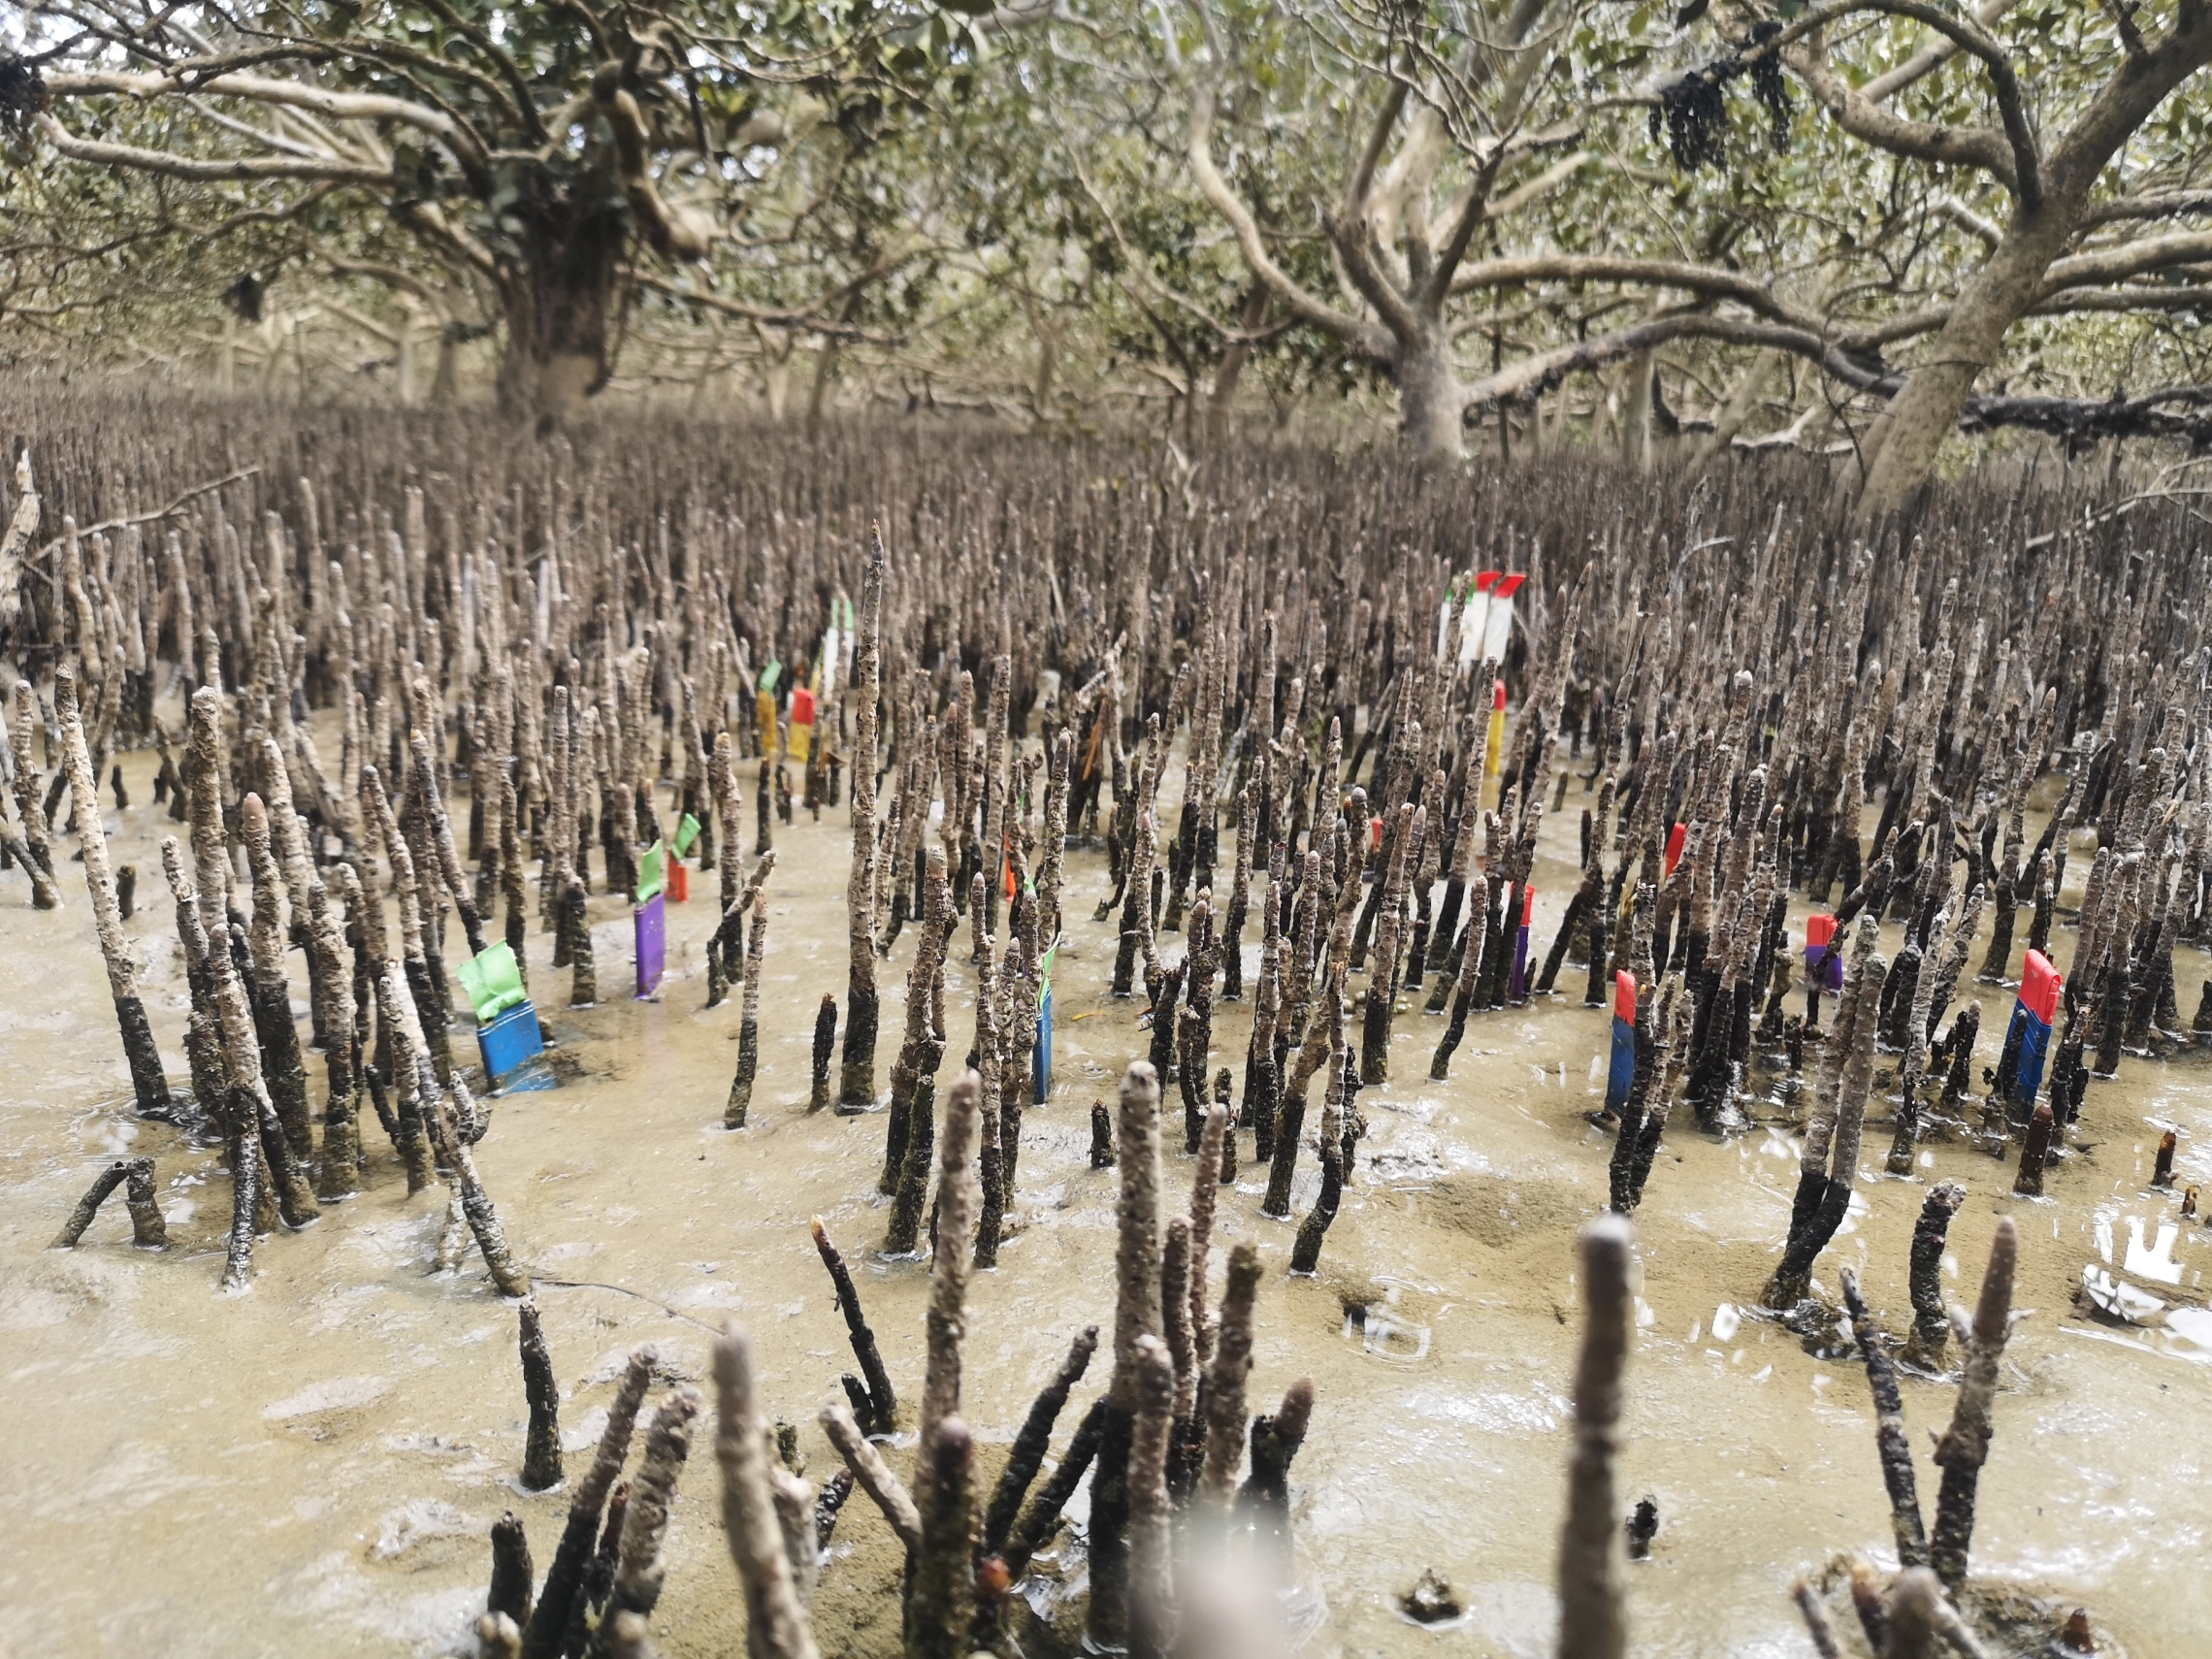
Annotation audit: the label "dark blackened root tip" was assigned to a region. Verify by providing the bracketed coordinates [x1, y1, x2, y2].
[1400, 1568, 1462, 1624]
[1090, 1102, 1116, 1168]
[116, 996, 173, 1119]
[519, 1301, 564, 1491]
[489, 1512, 535, 1630]
[1287, 1154, 1344, 1275]
[124, 1159, 168, 1247]
[2013, 1101, 2055, 1197]
[52, 1158, 140, 1249]
[1626, 1495, 1659, 1560]
[836, 989, 879, 1112]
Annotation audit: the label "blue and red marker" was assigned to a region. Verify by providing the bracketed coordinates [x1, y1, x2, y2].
[1606, 970, 1638, 1119]
[1509, 882, 1535, 1002]
[1997, 949, 2062, 1113]
[1803, 913, 1842, 1025]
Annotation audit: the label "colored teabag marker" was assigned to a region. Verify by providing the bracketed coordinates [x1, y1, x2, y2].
[1510, 882, 1535, 1001]
[1663, 822, 1686, 879]
[1461, 569, 1526, 671]
[1606, 971, 1638, 1118]
[459, 941, 543, 1083]
[788, 684, 817, 764]
[1458, 572, 1494, 671]
[634, 840, 667, 998]
[668, 812, 699, 903]
[1804, 913, 1844, 992]
[1483, 679, 1508, 778]
[1997, 949, 2062, 1107]
[1482, 573, 1524, 665]
[1032, 940, 1058, 1104]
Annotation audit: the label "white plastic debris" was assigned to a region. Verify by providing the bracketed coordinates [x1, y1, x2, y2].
[2124, 1217, 2185, 1286]
[2081, 1264, 2164, 1324]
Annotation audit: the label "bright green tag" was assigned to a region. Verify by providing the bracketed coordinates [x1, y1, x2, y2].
[674, 813, 700, 858]
[636, 840, 667, 903]
[459, 942, 528, 1023]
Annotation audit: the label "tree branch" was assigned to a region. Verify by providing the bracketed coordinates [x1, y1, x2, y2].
[36, 114, 391, 186]
[46, 67, 493, 180]
[1781, 34, 2019, 191]
[591, 66, 713, 262]
[1186, 81, 1394, 360]
[1460, 310, 1892, 413]
[1849, 0, 2041, 210]
[1859, 0, 2025, 102]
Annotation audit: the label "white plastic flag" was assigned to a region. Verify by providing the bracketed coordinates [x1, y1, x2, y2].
[1483, 572, 1525, 664]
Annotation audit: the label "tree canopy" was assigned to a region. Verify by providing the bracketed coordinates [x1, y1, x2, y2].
[4, 0, 2208, 506]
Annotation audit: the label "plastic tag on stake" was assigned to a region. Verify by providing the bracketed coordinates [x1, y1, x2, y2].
[1804, 913, 1843, 992]
[476, 1000, 545, 1083]
[1033, 984, 1054, 1104]
[459, 942, 529, 1024]
[1607, 971, 1638, 1117]
[2007, 950, 2062, 1105]
[1484, 679, 1508, 778]
[1510, 882, 1535, 1001]
[789, 686, 816, 764]
[634, 892, 667, 998]
[1483, 574, 1524, 664]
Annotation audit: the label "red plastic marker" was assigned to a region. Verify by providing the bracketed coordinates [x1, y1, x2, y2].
[2020, 951, 2061, 1023]
[1664, 821, 1686, 878]
[788, 684, 818, 763]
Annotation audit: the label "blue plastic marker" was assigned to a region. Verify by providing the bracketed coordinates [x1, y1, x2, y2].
[1032, 938, 1058, 1104]
[2006, 949, 2062, 1106]
[1510, 883, 1535, 1001]
[1606, 970, 1637, 1118]
[459, 942, 544, 1085]
[634, 841, 667, 998]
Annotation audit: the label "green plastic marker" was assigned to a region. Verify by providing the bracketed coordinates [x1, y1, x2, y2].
[458, 942, 529, 1024]
[674, 812, 700, 859]
[636, 840, 667, 903]
[758, 660, 782, 694]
